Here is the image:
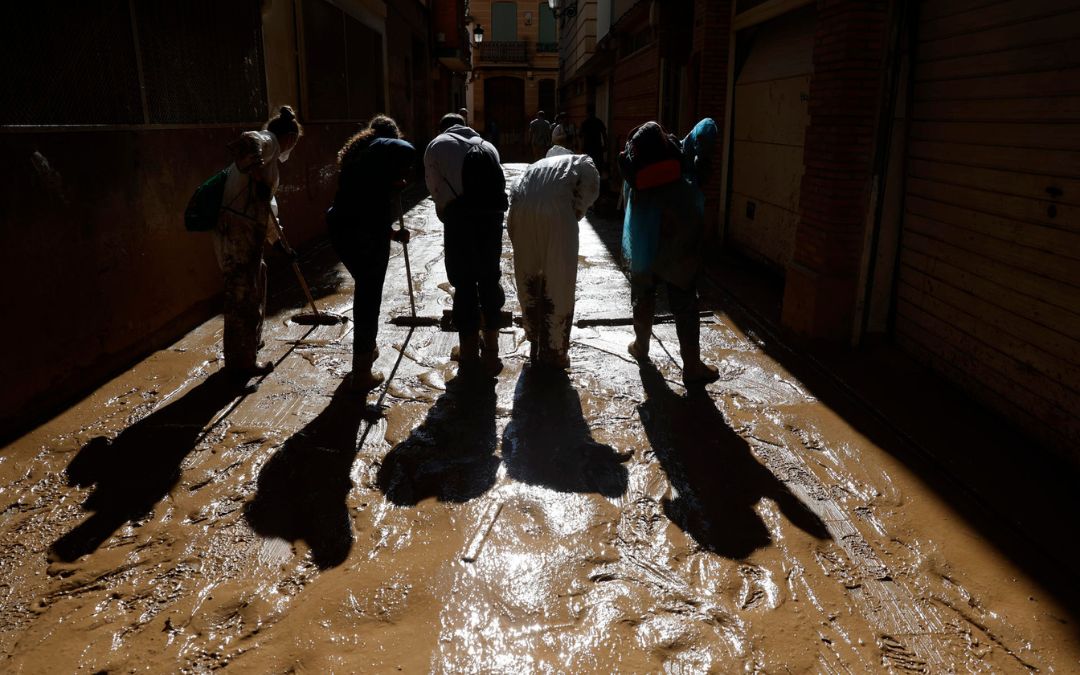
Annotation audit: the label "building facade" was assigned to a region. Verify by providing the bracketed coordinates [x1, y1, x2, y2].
[0, 0, 455, 441]
[465, 0, 561, 160]
[557, 0, 1080, 461]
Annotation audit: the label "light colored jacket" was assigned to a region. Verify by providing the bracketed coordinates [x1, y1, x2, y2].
[424, 125, 501, 213]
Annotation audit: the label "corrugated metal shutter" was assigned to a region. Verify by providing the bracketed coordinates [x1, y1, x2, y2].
[897, 0, 1080, 454]
[728, 5, 815, 272]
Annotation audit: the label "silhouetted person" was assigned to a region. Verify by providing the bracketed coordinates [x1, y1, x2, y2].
[528, 110, 553, 162]
[51, 371, 241, 562]
[424, 113, 508, 368]
[620, 120, 719, 386]
[507, 149, 599, 368]
[216, 105, 303, 385]
[581, 107, 608, 179]
[328, 115, 415, 391]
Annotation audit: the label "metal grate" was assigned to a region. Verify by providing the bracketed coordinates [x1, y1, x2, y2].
[135, 0, 268, 124]
[1, 1, 143, 125]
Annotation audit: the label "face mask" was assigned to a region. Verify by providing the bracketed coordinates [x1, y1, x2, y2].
[278, 147, 292, 163]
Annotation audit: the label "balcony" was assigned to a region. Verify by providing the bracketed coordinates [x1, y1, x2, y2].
[477, 41, 528, 63]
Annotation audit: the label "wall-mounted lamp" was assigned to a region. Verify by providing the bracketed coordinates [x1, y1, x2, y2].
[547, 0, 577, 19]
[473, 24, 484, 44]
[524, 11, 533, 25]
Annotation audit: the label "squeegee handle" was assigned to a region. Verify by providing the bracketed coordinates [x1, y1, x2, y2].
[271, 216, 321, 317]
[398, 196, 417, 319]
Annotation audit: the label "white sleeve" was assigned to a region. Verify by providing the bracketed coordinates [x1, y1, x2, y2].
[572, 156, 601, 215]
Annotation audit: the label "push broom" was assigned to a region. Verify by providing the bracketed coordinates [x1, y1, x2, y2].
[270, 217, 348, 326]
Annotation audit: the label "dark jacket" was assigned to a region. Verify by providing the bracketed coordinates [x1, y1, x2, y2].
[331, 137, 416, 234]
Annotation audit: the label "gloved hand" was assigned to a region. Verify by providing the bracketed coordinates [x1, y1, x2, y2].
[273, 239, 298, 261]
[391, 228, 411, 244]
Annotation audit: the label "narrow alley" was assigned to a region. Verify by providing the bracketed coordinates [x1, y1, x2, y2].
[0, 167, 1076, 672]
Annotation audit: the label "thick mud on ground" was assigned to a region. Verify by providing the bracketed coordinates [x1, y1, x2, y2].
[2, 165, 1077, 673]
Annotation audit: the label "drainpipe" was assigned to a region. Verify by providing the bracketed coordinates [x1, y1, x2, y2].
[856, 0, 916, 345]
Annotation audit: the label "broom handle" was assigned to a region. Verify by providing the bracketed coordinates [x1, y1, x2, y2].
[398, 196, 417, 319]
[270, 216, 321, 317]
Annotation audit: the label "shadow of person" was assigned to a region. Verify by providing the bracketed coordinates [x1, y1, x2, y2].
[245, 381, 380, 569]
[637, 364, 829, 558]
[51, 371, 242, 562]
[502, 365, 630, 498]
[376, 369, 500, 506]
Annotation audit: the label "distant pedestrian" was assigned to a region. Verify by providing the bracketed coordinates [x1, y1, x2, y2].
[458, 107, 470, 125]
[551, 112, 576, 153]
[484, 117, 501, 148]
[620, 120, 719, 385]
[216, 105, 303, 383]
[581, 107, 608, 178]
[328, 115, 416, 391]
[508, 149, 599, 368]
[528, 111, 553, 162]
[425, 113, 509, 368]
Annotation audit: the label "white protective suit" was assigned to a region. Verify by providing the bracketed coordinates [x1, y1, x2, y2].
[507, 153, 600, 364]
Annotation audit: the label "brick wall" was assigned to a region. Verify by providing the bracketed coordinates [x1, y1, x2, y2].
[781, 0, 888, 341]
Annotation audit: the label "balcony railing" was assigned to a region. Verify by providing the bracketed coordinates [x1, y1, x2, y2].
[537, 42, 558, 53]
[477, 41, 528, 63]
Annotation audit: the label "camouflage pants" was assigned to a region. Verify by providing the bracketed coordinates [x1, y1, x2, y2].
[216, 208, 269, 370]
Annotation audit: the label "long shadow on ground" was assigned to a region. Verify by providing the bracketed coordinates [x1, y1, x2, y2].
[637, 364, 829, 558]
[501, 365, 630, 497]
[51, 371, 241, 562]
[376, 369, 500, 505]
[245, 381, 379, 569]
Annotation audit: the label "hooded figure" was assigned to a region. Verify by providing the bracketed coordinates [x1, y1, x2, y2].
[621, 119, 719, 386]
[507, 151, 600, 368]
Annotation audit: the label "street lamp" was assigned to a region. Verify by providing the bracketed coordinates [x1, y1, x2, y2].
[547, 0, 577, 19]
[473, 24, 484, 44]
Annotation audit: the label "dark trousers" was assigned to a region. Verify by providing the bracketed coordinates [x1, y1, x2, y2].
[443, 212, 505, 333]
[631, 272, 700, 357]
[330, 224, 391, 355]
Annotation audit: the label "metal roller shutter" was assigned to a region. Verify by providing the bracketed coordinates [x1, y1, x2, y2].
[897, 0, 1080, 455]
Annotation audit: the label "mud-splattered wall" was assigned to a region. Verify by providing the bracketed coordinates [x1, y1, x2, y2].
[0, 123, 355, 442]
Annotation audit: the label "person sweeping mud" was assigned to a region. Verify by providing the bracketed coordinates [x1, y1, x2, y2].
[507, 147, 599, 368]
[215, 106, 302, 383]
[327, 115, 415, 391]
[424, 113, 508, 369]
[620, 119, 719, 386]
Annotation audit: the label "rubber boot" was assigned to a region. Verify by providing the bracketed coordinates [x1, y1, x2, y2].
[628, 298, 654, 361]
[481, 329, 504, 375]
[350, 349, 385, 392]
[450, 331, 480, 364]
[675, 311, 719, 385]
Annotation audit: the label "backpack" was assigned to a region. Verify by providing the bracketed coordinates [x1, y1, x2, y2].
[618, 121, 684, 190]
[447, 134, 508, 214]
[184, 168, 229, 231]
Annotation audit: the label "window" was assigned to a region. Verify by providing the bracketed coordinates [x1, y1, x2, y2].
[538, 3, 556, 49]
[493, 2, 518, 41]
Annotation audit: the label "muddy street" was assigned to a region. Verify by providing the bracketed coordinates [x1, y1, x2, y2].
[1, 164, 1077, 673]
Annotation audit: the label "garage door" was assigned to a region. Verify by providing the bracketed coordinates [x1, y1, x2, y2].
[896, 0, 1080, 454]
[728, 5, 815, 272]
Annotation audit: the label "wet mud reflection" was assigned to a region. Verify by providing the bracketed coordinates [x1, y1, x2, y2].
[245, 381, 379, 569]
[502, 365, 630, 497]
[51, 371, 240, 562]
[637, 364, 829, 557]
[376, 370, 500, 505]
